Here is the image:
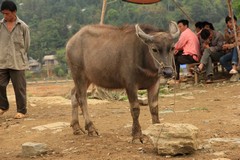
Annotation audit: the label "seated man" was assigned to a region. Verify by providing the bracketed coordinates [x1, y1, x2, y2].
[186, 21, 205, 77]
[202, 21, 215, 30]
[194, 28, 225, 83]
[173, 19, 201, 83]
[195, 21, 204, 38]
[220, 15, 240, 74]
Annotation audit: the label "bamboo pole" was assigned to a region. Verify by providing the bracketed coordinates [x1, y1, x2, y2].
[100, 0, 107, 25]
[226, 0, 240, 64]
[91, 0, 108, 95]
[171, 0, 195, 25]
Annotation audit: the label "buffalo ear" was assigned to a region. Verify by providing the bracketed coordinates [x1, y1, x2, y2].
[135, 24, 154, 42]
[169, 21, 180, 39]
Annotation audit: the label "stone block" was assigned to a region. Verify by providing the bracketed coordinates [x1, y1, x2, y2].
[22, 142, 48, 157]
[143, 123, 199, 156]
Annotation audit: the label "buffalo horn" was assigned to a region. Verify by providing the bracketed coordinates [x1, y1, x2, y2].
[135, 24, 154, 41]
[169, 21, 180, 39]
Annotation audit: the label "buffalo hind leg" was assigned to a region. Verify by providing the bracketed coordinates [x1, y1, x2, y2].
[126, 86, 144, 143]
[147, 80, 161, 124]
[70, 87, 86, 135]
[75, 81, 99, 136]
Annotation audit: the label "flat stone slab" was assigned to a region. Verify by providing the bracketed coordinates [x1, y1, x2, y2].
[207, 138, 240, 144]
[32, 122, 70, 131]
[28, 96, 109, 106]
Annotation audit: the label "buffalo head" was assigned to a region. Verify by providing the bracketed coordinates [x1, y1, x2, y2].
[135, 21, 180, 78]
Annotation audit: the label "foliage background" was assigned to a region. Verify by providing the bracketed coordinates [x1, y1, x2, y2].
[0, 0, 239, 76]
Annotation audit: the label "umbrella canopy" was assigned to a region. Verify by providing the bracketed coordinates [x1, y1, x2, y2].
[122, 0, 161, 4]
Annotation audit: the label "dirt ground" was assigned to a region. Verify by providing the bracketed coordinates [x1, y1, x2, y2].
[0, 78, 240, 160]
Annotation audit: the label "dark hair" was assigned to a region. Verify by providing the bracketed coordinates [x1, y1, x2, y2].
[195, 21, 204, 29]
[177, 19, 189, 27]
[202, 21, 215, 30]
[0, 0, 17, 12]
[225, 15, 237, 24]
[200, 29, 211, 40]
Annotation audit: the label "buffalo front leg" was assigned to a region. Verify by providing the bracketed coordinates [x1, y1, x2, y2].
[70, 87, 86, 135]
[147, 80, 161, 124]
[126, 87, 143, 142]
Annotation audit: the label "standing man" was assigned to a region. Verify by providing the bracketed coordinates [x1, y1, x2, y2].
[0, 0, 30, 118]
[173, 19, 201, 83]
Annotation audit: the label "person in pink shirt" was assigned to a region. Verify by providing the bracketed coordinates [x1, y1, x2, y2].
[174, 19, 201, 82]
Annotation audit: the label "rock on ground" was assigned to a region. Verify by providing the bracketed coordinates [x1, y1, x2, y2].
[22, 142, 48, 157]
[143, 123, 199, 156]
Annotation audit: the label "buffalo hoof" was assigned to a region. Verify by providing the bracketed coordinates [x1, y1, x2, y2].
[88, 129, 99, 136]
[71, 122, 86, 135]
[86, 122, 99, 136]
[73, 128, 86, 135]
[132, 134, 149, 144]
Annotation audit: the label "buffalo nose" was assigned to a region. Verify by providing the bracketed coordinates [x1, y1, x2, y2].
[163, 67, 173, 78]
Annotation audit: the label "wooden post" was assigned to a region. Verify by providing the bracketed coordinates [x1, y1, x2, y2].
[100, 0, 107, 25]
[226, 0, 240, 64]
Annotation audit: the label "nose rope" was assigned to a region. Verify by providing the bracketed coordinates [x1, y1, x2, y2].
[149, 43, 177, 115]
[170, 50, 177, 114]
[135, 30, 176, 75]
[171, 49, 177, 81]
[148, 46, 164, 69]
[148, 44, 175, 74]
[149, 44, 177, 114]
[138, 38, 177, 113]
[148, 45, 165, 68]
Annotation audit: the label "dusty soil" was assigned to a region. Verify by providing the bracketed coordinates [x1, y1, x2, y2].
[0, 79, 240, 160]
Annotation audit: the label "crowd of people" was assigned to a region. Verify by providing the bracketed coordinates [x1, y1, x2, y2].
[171, 16, 240, 84]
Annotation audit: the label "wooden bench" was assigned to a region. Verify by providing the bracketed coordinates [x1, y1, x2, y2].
[191, 62, 225, 84]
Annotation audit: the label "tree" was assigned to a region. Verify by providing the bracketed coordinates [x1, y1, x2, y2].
[3, 0, 233, 74]
[233, 0, 240, 17]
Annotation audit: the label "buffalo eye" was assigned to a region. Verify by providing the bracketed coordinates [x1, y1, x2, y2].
[152, 48, 158, 52]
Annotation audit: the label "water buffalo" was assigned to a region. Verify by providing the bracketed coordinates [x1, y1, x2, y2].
[66, 21, 180, 142]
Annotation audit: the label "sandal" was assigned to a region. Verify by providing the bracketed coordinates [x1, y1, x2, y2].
[229, 69, 238, 74]
[0, 108, 8, 115]
[191, 66, 201, 74]
[206, 79, 213, 84]
[186, 73, 193, 78]
[206, 76, 213, 84]
[14, 113, 27, 119]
